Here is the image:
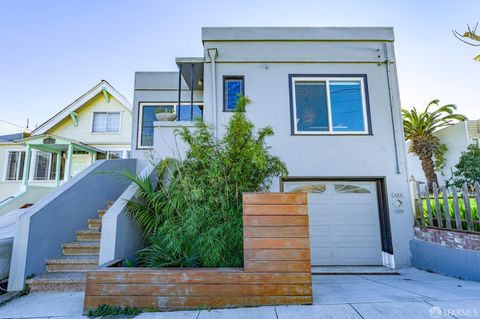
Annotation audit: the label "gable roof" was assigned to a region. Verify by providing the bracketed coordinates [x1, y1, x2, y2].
[32, 80, 132, 135]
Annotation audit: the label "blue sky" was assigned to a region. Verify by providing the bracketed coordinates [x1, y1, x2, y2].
[0, 0, 479, 129]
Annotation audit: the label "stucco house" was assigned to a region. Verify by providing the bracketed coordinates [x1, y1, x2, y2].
[0, 80, 132, 214]
[407, 120, 478, 185]
[131, 27, 414, 269]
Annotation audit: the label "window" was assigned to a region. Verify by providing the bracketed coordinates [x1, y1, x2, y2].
[290, 76, 370, 134]
[92, 112, 121, 133]
[5, 151, 25, 181]
[138, 103, 204, 148]
[224, 76, 244, 111]
[34, 152, 57, 181]
[283, 181, 326, 193]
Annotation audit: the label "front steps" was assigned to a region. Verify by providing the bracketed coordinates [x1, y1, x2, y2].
[27, 202, 112, 292]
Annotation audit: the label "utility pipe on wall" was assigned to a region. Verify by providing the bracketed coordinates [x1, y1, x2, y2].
[383, 43, 401, 174]
[207, 48, 218, 138]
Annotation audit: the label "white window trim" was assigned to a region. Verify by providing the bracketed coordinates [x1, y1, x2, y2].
[137, 102, 204, 149]
[101, 148, 129, 159]
[291, 76, 369, 135]
[91, 111, 123, 134]
[3, 149, 26, 182]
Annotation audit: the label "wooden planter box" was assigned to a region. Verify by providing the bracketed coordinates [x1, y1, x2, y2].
[84, 193, 312, 311]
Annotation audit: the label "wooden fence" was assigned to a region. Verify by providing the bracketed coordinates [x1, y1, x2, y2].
[84, 193, 312, 312]
[411, 179, 480, 233]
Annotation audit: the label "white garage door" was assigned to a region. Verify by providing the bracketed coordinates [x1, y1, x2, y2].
[284, 181, 383, 266]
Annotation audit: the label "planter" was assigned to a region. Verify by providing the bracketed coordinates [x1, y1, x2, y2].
[84, 193, 313, 312]
[155, 112, 176, 121]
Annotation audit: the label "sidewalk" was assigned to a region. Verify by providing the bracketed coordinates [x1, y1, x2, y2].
[0, 268, 479, 318]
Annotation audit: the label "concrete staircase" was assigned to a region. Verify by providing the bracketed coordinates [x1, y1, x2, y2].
[26, 202, 112, 292]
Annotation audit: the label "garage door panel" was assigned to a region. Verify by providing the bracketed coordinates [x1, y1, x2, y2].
[286, 180, 383, 266]
[335, 225, 381, 237]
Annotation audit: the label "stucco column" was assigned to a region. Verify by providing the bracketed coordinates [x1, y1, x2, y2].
[64, 143, 73, 181]
[55, 152, 61, 186]
[22, 144, 31, 187]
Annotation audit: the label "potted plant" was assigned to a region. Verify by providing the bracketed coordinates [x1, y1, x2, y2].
[155, 107, 176, 121]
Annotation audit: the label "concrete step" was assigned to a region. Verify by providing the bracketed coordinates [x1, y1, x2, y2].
[63, 241, 100, 256]
[76, 229, 101, 241]
[26, 272, 86, 292]
[46, 255, 99, 272]
[88, 218, 102, 230]
[98, 209, 107, 218]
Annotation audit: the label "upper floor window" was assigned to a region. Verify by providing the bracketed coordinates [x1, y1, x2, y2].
[224, 76, 244, 111]
[138, 103, 204, 148]
[5, 151, 25, 181]
[290, 75, 370, 135]
[92, 112, 120, 133]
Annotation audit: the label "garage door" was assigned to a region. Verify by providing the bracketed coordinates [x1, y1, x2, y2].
[283, 180, 383, 266]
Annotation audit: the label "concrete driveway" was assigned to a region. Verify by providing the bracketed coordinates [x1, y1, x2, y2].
[0, 268, 479, 319]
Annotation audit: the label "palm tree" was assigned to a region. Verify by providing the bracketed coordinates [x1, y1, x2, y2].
[403, 100, 466, 190]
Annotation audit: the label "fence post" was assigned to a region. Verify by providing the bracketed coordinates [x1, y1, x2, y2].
[475, 182, 480, 229]
[462, 184, 474, 231]
[424, 184, 433, 227]
[415, 181, 426, 226]
[452, 187, 462, 230]
[432, 182, 443, 228]
[440, 185, 452, 229]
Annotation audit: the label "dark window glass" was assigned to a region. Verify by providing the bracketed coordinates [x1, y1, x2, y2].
[178, 104, 203, 121]
[140, 105, 159, 147]
[224, 77, 244, 111]
[330, 81, 365, 132]
[294, 81, 329, 132]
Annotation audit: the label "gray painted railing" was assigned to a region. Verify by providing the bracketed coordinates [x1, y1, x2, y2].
[8, 159, 136, 291]
[411, 178, 480, 233]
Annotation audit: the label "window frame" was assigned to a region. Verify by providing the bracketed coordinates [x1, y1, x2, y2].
[91, 111, 122, 134]
[137, 102, 204, 149]
[3, 150, 26, 181]
[33, 151, 57, 181]
[289, 74, 372, 136]
[223, 76, 245, 112]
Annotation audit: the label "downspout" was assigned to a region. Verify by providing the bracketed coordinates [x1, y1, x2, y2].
[383, 43, 401, 174]
[207, 48, 218, 138]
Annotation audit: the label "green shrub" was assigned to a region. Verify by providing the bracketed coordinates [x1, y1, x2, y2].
[126, 97, 288, 267]
[448, 144, 480, 189]
[88, 304, 142, 317]
[421, 197, 479, 231]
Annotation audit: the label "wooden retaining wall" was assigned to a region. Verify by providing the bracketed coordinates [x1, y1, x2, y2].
[84, 193, 312, 311]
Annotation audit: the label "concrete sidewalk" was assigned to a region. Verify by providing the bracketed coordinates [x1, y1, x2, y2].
[0, 268, 479, 318]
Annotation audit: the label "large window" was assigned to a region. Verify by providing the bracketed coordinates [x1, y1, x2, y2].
[92, 112, 121, 133]
[138, 103, 204, 148]
[34, 152, 57, 181]
[290, 76, 370, 135]
[224, 76, 244, 111]
[5, 151, 25, 181]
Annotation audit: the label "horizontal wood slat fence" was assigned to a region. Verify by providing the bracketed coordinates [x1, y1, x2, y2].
[84, 193, 312, 312]
[411, 179, 480, 233]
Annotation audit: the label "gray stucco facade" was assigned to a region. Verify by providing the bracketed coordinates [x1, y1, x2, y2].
[131, 27, 414, 268]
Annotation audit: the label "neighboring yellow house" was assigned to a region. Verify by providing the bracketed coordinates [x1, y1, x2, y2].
[0, 80, 132, 208]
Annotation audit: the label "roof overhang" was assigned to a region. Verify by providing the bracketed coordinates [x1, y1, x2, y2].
[32, 80, 132, 135]
[176, 58, 204, 90]
[202, 27, 395, 42]
[15, 134, 105, 154]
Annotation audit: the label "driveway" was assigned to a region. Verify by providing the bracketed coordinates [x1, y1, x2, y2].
[0, 268, 479, 319]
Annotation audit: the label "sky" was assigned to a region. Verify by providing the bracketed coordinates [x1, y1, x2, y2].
[0, 0, 479, 129]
